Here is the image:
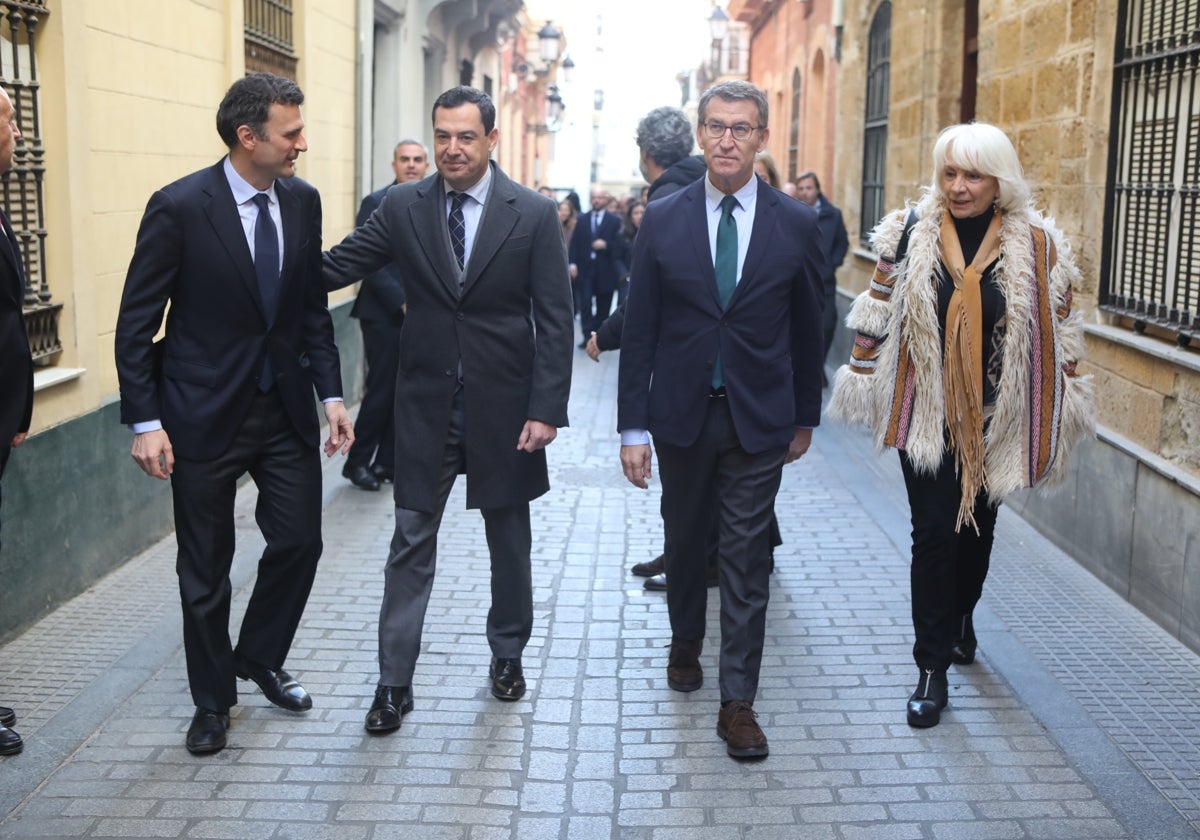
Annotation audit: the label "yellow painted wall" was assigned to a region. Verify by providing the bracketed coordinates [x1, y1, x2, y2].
[29, 0, 359, 436]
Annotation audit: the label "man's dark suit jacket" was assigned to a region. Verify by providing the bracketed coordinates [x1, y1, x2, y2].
[323, 162, 574, 512]
[569, 209, 624, 295]
[618, 177, 825, 453]
[352, 182, 405, 326]
[115, 160, 342, 460]
[0, 210, 32, 447]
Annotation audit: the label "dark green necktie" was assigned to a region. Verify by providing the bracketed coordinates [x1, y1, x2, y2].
[712, 195, 739, 389]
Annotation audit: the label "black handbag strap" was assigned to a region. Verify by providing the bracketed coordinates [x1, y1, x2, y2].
[893, 208, 918, 264]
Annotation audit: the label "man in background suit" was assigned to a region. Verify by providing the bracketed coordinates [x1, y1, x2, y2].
[0, 85, 31, 757]
[115, 73, 354, 755]
[342, 139, 429, 492]
[569, 187, 624, 348]
[795, 171, 849, 379]
[323, 86, 573, 734]
[618, 80, 824, 759]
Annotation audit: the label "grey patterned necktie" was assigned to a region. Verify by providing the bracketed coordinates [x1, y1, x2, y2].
[448, 191, 466, 271]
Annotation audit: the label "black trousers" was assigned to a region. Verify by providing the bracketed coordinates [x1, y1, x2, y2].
[348, 317, 401, 472]
[170, 390, 323, 712]
[578, 270, 614, 341]
[655, 397, 787, 703]
[899, 449, 998, 672]
[0, 444, 9, 555]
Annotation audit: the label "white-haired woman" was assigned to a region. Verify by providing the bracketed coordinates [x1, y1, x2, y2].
[828, 123, 1094, 728]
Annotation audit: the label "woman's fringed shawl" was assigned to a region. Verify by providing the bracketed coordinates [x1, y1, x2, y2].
[828, 203, 1095, 529]
[938, 211, 1002, 531]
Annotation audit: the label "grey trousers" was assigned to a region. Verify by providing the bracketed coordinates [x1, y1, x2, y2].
[377, 391, 533, 686]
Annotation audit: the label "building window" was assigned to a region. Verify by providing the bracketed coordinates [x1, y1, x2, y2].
[244, 0, 296, 79]
[962, 0, 978, 122]
[2, 0, 59, 365]
[1103, 0, 1200, 343]
[860, 1, 891, 244]
[788, 69, 801, 182]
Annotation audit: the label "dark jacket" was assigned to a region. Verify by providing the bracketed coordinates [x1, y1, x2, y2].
[115, 161, 342, 461]
[323, 163, 574, 512]
[351, 182, 406, 325]
[0, 209, 32, 447]
[594, 155, 709, 350]
[618, 177, 825, 451]
[813, 194, 850, 297]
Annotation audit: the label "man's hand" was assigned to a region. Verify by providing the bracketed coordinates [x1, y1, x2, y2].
[569, 264, 578, 280]
[323, 400, 355, 457]
[518, 419, 557, 452]
[585, 332, 602, 362]
[591, 238, 607, 251]
[620, 444, 652, 489]
[131, 429, 174, 480]
[10, 432, 26, 448]
[785, 427, 812, 464]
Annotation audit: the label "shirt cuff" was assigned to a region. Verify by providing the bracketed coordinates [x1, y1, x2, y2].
[620, 429, 651, 446]
[130, 420, 163, 434]
[322, 397, 344, 404]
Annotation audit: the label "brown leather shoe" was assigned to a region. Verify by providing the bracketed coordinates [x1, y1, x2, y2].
[631, 554, 664, 577]
[667, 637, 703, 692]
[718, 700, 768, 759]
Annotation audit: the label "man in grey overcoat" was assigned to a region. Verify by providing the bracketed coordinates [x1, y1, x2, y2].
[324, 86, 574, 734]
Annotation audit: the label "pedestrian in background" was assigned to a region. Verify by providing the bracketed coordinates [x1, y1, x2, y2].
[323, 86, 573, 734]
[340, 139, 429, 493]
[115, 73, 354, 755]
[828, 122, 1094, 728]
[794, 170, 849, 381]
[0, 85, 31, 757]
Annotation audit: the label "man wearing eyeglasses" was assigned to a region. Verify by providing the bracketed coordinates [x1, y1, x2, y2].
[617, 80, 824, 760]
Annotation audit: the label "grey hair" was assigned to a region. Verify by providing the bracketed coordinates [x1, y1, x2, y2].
[394, 139, 428, 156]
[697, 80, 768, 128]
[929, 122, 1031, 213]
[635, 106, 695, 169]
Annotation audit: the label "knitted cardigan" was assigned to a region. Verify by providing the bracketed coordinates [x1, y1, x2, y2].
[827, 199, 1095, 501]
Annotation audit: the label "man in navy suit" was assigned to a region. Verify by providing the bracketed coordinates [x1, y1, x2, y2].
[0, 85, 31, 757]
[341, 139, 429, 492]
[569, 187, 624, 347]
[618, 80, 824, 759]
[115, 73, 354, 755]
[795, 171, 850, 375]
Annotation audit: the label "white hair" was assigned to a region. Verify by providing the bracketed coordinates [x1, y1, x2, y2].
[929, 122, 1031, 213]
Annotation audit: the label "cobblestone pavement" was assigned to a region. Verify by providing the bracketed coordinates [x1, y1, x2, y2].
[1, 352, 1198, 839]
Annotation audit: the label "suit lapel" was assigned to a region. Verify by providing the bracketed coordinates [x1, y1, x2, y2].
[462, 163, 518, 295]
[201, 163, 263, 317]
[683, 181, 722, 311]
[733, 179, 776, 306]
[410, 176, 460, 299]
[275, 178, 302, 324]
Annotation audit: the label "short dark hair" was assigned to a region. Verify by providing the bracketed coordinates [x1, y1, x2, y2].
[216, 72, 304, 148]
[635, 106, 694, 170]
[797, 170, 821, 192]
[697, 80, 769, 129]
[431, 86, 496, 133]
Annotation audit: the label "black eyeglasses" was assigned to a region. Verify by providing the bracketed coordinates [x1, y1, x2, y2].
[701, 121, 761, 141]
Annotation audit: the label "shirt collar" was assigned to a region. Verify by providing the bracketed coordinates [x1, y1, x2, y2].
[223, 156, 278, 206]
[445, 163, 492, 205]
[703, 173, 758, 213]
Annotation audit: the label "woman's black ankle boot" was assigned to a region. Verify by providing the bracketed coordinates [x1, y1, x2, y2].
[907, 668, 948, 727]
[950, 614, 976, 665]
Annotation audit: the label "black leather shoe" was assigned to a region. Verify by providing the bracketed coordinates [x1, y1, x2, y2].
[185, 707, 229, 755]
[950, 614, 977, 665]
[234, 657, 312, 712]
[343, 463, 381, 491]
[489, 658, 526, 701]
[365, 685, 413, 733]
[0, 705, 14, 728]
[370, 463, 394, 483]
[631, 555, 664, 577]
[643, 572, 667, 591]
[907, 669, 948, 728]
[0, 723, 22, 756]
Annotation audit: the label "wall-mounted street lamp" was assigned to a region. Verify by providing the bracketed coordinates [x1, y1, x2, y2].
[528, 84, 566, 134]
[560, 54, 575, 84]
[537, 21, 562, 65]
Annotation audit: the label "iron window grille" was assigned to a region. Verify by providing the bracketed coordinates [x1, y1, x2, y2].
[1102, 0, 1199, 346]
[860, 1, 891, 245]
[245, 0, 297, 79]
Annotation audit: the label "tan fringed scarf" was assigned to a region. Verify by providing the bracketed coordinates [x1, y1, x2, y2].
[939, 210, 1002, 532]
